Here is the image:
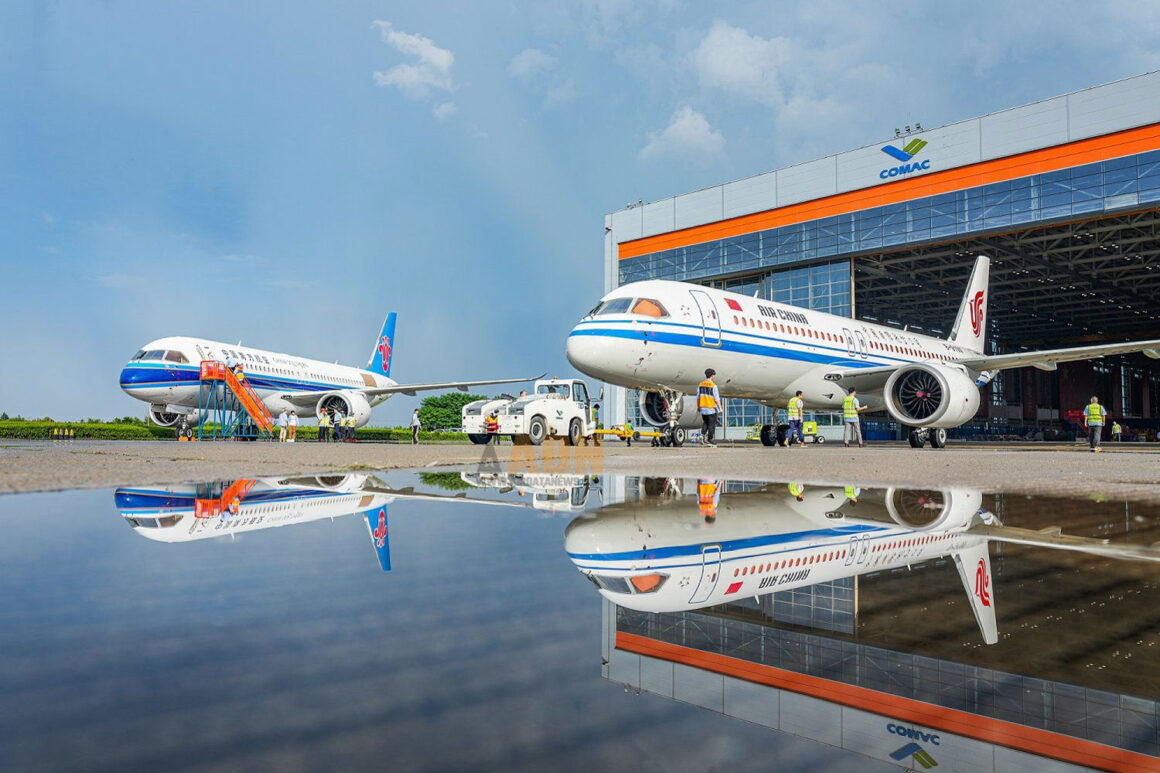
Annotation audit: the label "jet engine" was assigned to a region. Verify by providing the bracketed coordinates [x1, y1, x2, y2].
[882, 364, 980, 428]
[638, 391, 702, 429]
[885, 486, 983, 531]
[148, 405, 200, 427]
[315, 392, 373, 428]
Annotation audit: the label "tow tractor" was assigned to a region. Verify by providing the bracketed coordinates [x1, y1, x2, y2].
[462, 378, 598, 446]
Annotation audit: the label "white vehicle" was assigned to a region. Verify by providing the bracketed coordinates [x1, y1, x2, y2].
[462, 378, 598, 446]
[458, 471, 597, 513]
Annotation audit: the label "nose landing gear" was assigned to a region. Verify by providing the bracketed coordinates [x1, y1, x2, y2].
[653, 386, 688, 448]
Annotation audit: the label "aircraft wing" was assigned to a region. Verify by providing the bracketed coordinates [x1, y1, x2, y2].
[278, 373, 545, 406]
[958, 340, 1160, 373]
[820, 364, 899, 393]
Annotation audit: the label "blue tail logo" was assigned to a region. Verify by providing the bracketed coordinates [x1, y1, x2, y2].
[364, 507, 391, 572]
[367, 312, 397, 378]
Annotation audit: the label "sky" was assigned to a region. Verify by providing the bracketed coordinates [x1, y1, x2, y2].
[2, 0, 1159, 424]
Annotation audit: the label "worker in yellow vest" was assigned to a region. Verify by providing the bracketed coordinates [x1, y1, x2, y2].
[788, 482, 805, 502]
[347, 414, 358, 443]
[1084, 396, 1107, 452]
[697, 368, 721, 447]
[787, 390, 806, 447]
[1111, 420, 1123, 443]
[698, 479, 721, 522]
[844, 484, 860, 504]
[317, 410, 331, 443]
[842, 388, 868, 448]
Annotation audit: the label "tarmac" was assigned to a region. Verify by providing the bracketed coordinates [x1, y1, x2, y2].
[2, 439, 1159, 502]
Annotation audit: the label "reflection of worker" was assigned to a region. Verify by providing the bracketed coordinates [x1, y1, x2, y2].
[787, 390, 805, 447]
[697, 368, 721, 448]
[411, 409, 422, 445]
[1084, 396, 1107, 453]
[844, 484, 860, 504]
[698, 479, 721, 522]
[842, 388, 868, 448]
[1112, 421, 1123, 442]
[788, 482, 805, 502]
[485, 412, 500, 444]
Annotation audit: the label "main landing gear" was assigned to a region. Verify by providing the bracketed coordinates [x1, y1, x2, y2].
[758, 423, 791, 447]
[908, 427, 947, 449]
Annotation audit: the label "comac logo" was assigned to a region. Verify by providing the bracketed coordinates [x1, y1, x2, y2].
[969, 291, 985, 336]
[880, 137, 930, 179]
[887, 724, 940, 769]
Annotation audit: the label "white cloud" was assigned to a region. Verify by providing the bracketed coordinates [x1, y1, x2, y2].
[372, 20, 456, 100]
[544, 79, 576, 107]
[508, 48, 557, 82]
[433, 101, 458, 122]
[692, 20, 792, 107]
[639, 105, 725, 162]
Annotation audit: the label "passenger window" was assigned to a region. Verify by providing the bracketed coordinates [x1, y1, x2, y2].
[631, 298, 668, 318]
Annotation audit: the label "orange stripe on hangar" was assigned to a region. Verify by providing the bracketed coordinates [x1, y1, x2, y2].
[616, 632, 1159, 772]
[617, 123, 1160, 260]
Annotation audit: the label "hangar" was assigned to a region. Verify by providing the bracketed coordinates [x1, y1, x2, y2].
[603, 71, 1160, 439]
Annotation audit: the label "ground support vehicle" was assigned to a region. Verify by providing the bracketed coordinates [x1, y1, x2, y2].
[462, 379, 598, 446]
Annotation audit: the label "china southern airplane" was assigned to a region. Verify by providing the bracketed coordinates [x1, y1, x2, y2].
[566, 256, 1160, 447]
[120, 313, 539, 428]
[564, 480, 1160, 645]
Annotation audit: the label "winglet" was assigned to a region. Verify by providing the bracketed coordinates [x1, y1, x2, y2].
[363, 506, 391, 572]
[952, 541, 998, 644]
[948, 256, 989, 355]
[367, 313, 397, 378]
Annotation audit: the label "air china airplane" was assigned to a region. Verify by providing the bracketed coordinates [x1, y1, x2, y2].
[120, 313, 539, 429]
[566, 256, 1160, 447]
[563, 481, 1160, 644]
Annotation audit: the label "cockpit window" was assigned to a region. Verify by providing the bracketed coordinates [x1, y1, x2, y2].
[589, 573, 668, 594]
[595, 297, 633, 315]
[590, 575, 633, 594]
[631, 298, 668, 318]
[142, 350, 165, 360]
[165, 351, 189, 363]
[131, 350, 146, 360]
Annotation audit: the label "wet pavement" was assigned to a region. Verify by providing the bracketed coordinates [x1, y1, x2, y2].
[1, 470, 1158, 771]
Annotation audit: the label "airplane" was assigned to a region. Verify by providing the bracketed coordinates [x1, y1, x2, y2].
[565, 256, 1160, 447]
[563, 479, 1160, 645]
[120, 313, 540, 429]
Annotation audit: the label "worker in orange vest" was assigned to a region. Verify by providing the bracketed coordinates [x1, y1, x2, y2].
[485, 412, 500, 444]
[698, 479, 721, 522]
[697, 368, 721, 447]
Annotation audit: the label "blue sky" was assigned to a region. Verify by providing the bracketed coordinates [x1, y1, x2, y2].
[2, 1, 1158, 423]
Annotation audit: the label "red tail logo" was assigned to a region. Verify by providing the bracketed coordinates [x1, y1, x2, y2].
[974, 558, 991, 607]
[373, 509, 388, 548]
[969, 291, 985, 337]
[377, 336, 392, 371]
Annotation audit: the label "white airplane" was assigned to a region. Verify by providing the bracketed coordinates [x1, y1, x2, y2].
[120, 313, 540, 429]
[566, 256, 1160, 447]
[564, 480, 1160, 644]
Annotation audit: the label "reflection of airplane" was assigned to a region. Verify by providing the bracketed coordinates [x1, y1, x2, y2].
[565, 482, 1160, 645]
[457, 472, 597, 513]
[567, 255, 1160, 448]
[119, 313, 539, 428]
[116, 474, 397, 570]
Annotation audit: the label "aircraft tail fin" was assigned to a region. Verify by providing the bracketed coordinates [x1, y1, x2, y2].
[947, 256, 990, 354]
[366, 313, 397, 378]
[364, 506, 391, 572]
[952, 541, 997, 645]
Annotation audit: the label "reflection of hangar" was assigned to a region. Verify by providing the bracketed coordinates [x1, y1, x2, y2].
[605, 72, 1160, 437]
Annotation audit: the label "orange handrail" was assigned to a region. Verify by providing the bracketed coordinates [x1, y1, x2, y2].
[222, 367, 275, 433]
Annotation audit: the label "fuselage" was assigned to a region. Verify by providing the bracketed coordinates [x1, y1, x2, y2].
[119, 336, 393, 418]
[566, 279, 975, 409]
[564, 484, 988, 614]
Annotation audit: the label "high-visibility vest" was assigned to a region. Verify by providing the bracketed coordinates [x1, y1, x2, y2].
[787, 396, 804, 420]
[697, 380, 718, 411]
[485, 416, 499, 432]
[1113, 422, 1122, 433]
[844, 485, 860, 500]
[319, 415, 330, 427]
[843, 395, 858, 420]
[1085, 403, 1104, 425]
[698, 480, 719, 517]
[788, 482, 804, 498]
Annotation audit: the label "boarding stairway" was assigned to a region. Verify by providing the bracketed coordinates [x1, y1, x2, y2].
[194, 478, 257, 518]
[197, 361, 275, 440]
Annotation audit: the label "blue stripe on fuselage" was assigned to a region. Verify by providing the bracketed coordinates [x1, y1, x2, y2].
[118, 364, 351, 394]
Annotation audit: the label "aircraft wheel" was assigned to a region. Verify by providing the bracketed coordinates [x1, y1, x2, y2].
[908, 429, 926, 448]
[565, 419, 582, 446]
[528, 416, 546, 446]
[929, 428, 948, 449]
[776, 424, 789, 447]
[468, 433, 490, 445]
[759, 424, 777, 447]
[671, 426, 686, 447]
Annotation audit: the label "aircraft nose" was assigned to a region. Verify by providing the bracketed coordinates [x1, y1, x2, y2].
[566, 326, 607, 378]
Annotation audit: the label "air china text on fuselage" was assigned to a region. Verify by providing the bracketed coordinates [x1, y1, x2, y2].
[120, 312, 538, 429]
[566, 255, 1160, 448]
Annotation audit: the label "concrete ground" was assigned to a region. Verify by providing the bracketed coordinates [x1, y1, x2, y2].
[2, 439, 1159, 502]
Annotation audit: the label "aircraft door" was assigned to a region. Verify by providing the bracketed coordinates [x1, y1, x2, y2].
[842, 328, 856, 357]
[690, 290, 723, 348]
[855, 330, 869, 359]
[855, 536, 870, 564]
[844, 536, 858, 566]
[688, 544, 722, 603]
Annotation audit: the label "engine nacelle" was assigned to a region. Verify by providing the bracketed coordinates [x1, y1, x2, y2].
[307, 474, 370, 491]
[149, 405, 200, 427]
[884, 487, 984, 531]
[883, 364, 980, 428]
[638, 392, 702, 429]
[315, 391, 373, 428]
